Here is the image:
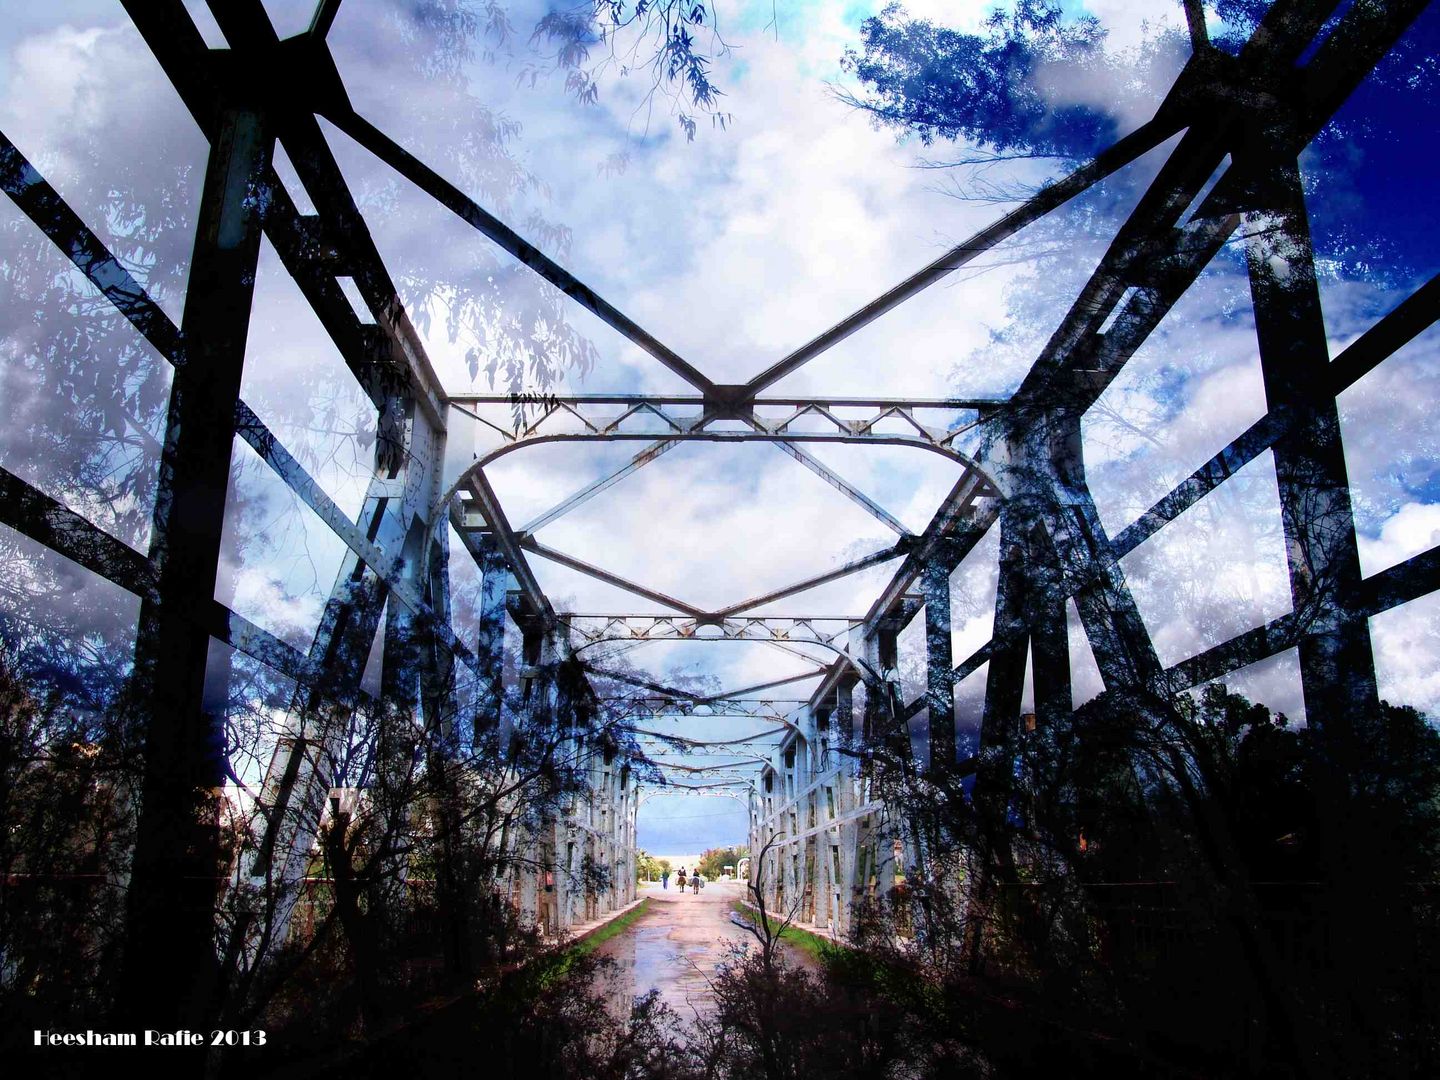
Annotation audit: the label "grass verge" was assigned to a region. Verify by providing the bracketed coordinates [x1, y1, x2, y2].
[574, 897, 650, 954]
[730, 900, 847, 965]
[530, 898, 651, 988]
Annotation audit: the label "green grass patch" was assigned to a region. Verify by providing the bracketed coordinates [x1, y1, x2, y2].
[727, 903, 946, 1017]
[574, 898, 650, 954]
[730, 901, 848, 965]
[526, 898, 651, 989]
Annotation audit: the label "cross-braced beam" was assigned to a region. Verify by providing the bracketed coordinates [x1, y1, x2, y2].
[562, 614, 860, 649]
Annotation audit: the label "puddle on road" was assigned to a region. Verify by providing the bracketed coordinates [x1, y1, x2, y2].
[596, 887, 755, 1021]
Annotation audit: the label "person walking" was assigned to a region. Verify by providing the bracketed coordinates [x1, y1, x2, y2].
[661, 868, 670, 890]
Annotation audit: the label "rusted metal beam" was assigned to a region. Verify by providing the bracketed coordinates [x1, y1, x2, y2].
[770, 441, 911, 535]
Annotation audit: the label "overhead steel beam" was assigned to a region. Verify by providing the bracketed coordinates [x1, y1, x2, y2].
[0, 466, 317, 688]
[696, 668, 831, 702]
[1005, 141, 1239, 412]
[769, 441, 910, 535]
[860, 471, 996, 632]
[762, 639, 844, 669]
[622, 727, 792, 747]
[309, 0, 343, 39]
[462, 395, 996, 542]
[649, 758, 769, 774]
[519, 438, 680, 535]
[456, 476, 554, 623]
[0, 69, 409, 727]
[450, 394, 1006, 409]
[739, 114, 1184, 397]
[1357, 544, 1440, 620]
[803, 473, 998, 715]
[322, 108, 717, 397]
[0, 126, 475, 679]
[1166, 612, 1301, 694]
[1297, 0, 1433, 135]
[124, 0, 448, 430]
[0, 467, 157, 598]
[458, 398, 992, 473]
[235, 403, 479, 672]
[517, 536, 708, 617]
[1326, 271, 1440, 394]
[118, 1, 221, 131]
[619, 697, 802, 721]
[951, 541, 1440, 708]
[1110, 410, 1288, 560]
[997, 0, 1425, 423]
[1111, 269, 1439, 562]
[641, 781, 758, 801]
[267, 117, 448, 429]
[563, 614, 859, 648]
[581, 663, 705, 701]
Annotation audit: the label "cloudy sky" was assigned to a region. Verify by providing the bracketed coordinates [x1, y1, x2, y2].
[1, 0, 1437, 854]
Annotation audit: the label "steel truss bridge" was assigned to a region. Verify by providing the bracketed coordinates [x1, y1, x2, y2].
[1, 0, 1436, 1027]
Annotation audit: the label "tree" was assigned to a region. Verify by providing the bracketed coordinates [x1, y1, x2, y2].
[0, 656, 133, 1034]
[852, 664, 1440, 1074]
[840, 0, 1118, 156]
[530, 0, 732, 141]
[696, 845, 746, 880]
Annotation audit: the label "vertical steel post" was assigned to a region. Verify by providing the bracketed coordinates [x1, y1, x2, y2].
[922, 554, 956, 770]
[473, 533, 513, 745]
[1242, 123, 1385, 1071]
[1242, 135, 1379, 760]
[120, 105, 273, 1027]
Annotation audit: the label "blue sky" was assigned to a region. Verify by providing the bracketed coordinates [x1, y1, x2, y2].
[1, 1, 1437, 854]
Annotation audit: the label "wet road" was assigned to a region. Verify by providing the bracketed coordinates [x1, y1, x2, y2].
[596, 880, 758, 1021]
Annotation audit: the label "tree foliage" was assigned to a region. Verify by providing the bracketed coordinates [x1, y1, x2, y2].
[841, 0, 1116, 156]
[696, 844, 745, 880]
[532, 0, 729, 140]
[635, 849, 668, 880]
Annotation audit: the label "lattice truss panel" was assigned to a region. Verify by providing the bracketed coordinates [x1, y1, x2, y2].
[1, 0, 1436, 979]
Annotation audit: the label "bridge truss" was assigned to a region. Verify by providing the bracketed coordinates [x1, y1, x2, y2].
[1, 0, 1436, 1026]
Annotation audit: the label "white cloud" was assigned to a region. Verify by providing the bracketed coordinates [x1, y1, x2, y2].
[1357, 502, 1440, 578]
[1371, 590, 1440, 717]
[0, 19, 207, 323]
